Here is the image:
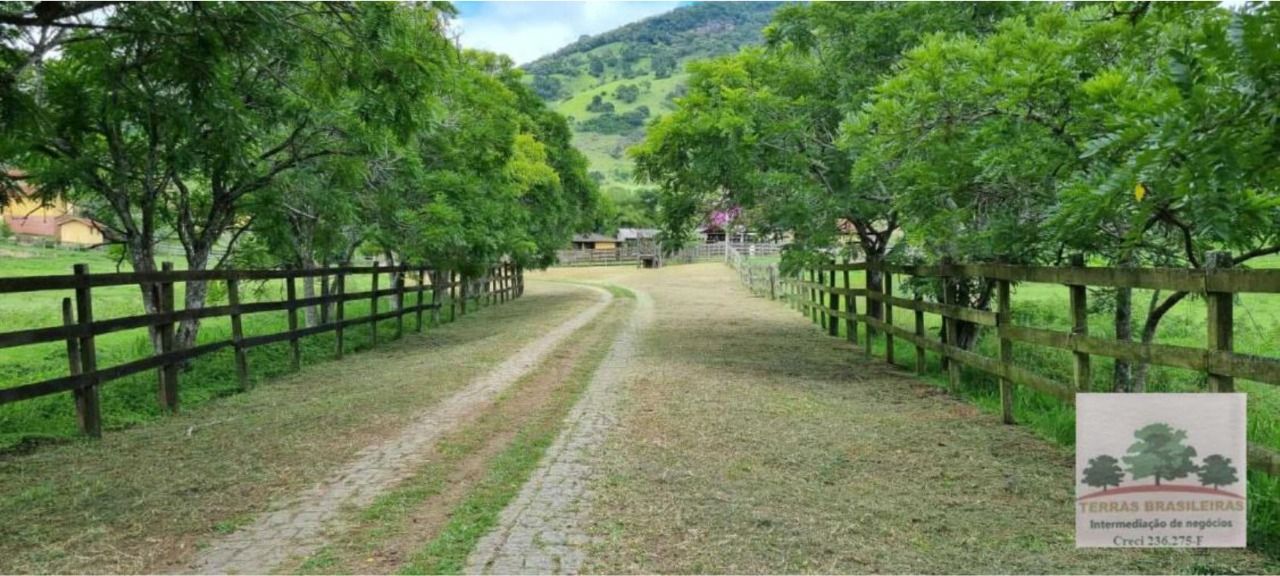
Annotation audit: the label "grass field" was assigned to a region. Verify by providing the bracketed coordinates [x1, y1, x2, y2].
[764, 255, 1280, 554]
[0, 243, 447, 451]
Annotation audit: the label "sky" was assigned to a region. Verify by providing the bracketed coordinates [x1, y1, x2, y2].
[452, 1, 683, 65]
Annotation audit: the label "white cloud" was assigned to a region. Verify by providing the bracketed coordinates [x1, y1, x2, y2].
[453, 1, 682, 65]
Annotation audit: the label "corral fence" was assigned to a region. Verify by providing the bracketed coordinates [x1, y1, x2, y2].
[555, 246, 650, 267]
[0, 261, 524, 438]
[557, 241, 784, 268]
[739, 252, 1280, 476]
[726, 242, 784, 298]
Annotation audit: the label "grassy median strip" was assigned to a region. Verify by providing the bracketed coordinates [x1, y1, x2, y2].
[289, 293, 627, 575]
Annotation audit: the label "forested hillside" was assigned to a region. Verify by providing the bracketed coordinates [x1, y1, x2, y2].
[520, 2, 778, 229]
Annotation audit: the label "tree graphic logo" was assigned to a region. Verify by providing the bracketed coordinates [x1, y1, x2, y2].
[1081, 455, 1124, 491]
[1078, 421, 1242, 499]
[1075, 394, 1247, 548]
[1199, 454, 1240, 491]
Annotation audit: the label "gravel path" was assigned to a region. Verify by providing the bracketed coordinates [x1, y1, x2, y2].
[188, 286, 613, 575]
[466, 289, 653, 575]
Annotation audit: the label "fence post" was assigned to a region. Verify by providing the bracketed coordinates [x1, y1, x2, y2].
[157, 261, 178, 412]
[997, 277, 1014, 424]
[488, 268, 496, 306]
[842, 262, 854, 344]
[320, 267, 330, 326]
[863, 263, 873, 357]
[320, 268, 330, 325]
[416, 267, 426, 333]
[883, 266, 894, 365]
[334, 267, 346, 359]
[1206, 250, 1234, 393]
[913, 291, 925, 375]
[63, 293, 101, 437]
[465, 273, 476, 314]
[1067, 254, 1091, 392]
[811, 269, 820, 326]
[942, 258, 960, 393]
[395, 263, 406, 340]
[286, 274, 301, 371]
[448, 270, 457, 320]
[769, 265, 777, 300]
[370, 261, 380, 347]
[824, 262, 834, 335]
[429, 270, 442, 326]
[226, 273, 251, 389]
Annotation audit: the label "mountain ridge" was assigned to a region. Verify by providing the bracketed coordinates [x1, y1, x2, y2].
[518, 2, 781, 198]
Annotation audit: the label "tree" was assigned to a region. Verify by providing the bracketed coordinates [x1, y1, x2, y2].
[5, 3, 454, 351]
[531, 74, 562, 100]
[1082, 455, 1125, 491]
[391, 50, 597, 274]
[1051, 3, 1280, 391]
[586, 94, 615, 114]
[845, 5, 1125, 348]
[614, 83, 640, 103]
[1197, 455, 1239, 490]
[651, 53, 676, 79]
[634, 3, 1016, 317]
[1123, 423, 1199, 486]
[588, 56, 605, 78]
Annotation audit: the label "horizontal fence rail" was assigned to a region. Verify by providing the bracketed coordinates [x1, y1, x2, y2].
[0, 261, 524, 438]
[743, 252, 1280, 477]
[555, 241, 784, 268]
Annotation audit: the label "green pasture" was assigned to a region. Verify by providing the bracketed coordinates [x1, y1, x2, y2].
[0, 244, 451, 451]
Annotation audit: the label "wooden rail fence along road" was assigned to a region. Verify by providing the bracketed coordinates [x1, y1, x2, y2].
[733, 252, 1280, 476]
[0, 261, 524, 438]
[555, 241, 785, 268]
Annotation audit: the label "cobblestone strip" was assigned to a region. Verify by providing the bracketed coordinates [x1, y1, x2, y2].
[467, 290, 653, 575]
[188, 286, 613, 575]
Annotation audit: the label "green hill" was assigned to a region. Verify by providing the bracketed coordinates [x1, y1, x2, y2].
[521, 2, 780, 192]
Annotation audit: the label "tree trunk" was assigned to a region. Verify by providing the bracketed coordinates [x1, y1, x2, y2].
[382, 249, 400, 311]
[865, 266, 883, 321]
[1112, 287, 1133, 392]
[952, 279, 993, 350]
[301, 259, 318, 328]
[1132, 290, 1186, 392]
[174, 248, 211, 352]
[127, 238, 164, 355]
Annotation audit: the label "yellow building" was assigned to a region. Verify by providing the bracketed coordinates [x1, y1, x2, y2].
[55, 216, 105, 245]
[2, 177, 104, 246]
[570, 233, 617, 251]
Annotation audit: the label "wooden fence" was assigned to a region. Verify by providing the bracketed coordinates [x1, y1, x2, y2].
[725, 243, 783, 298]
[555, 247, 648, 267]
[555, 241, 785, 268]
[758, 253, 1280, 476]
[0, 261, 523, 438]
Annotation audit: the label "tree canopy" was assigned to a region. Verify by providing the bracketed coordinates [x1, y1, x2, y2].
[2, 1, 598, 344]
[633, 1, 1280, 371]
